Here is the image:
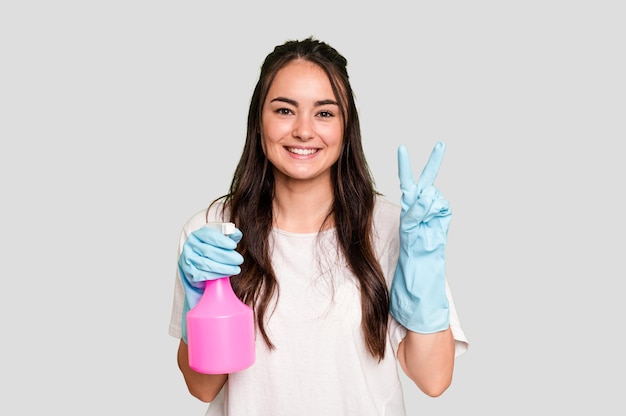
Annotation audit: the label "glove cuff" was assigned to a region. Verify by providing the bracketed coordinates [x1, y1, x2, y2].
[390, 247, 450, 333]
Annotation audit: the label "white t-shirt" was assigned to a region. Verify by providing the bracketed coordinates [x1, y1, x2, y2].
[169, 196, 468, 416]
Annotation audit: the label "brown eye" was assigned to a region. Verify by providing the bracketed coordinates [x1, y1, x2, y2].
[318, 111, 334, 118]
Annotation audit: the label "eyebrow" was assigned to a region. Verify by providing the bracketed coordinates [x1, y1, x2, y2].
[270, 97, 339, 107]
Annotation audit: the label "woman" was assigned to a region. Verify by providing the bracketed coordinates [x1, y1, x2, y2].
[169, 37, 468, 415]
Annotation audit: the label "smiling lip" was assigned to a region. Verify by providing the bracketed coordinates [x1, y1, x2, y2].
[285, 147, 319, 156]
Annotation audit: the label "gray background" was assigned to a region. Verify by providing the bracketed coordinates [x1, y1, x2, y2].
[2, 1, 624, 414]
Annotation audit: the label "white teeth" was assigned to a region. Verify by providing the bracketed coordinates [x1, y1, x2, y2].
[287, 147, 317, 155]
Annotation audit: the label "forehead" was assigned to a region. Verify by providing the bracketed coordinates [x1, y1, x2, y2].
[268, 60, 333, 94]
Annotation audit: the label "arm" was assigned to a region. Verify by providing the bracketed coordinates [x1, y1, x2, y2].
[175, 224, 244, 402]
[397, 328, 455, 397]
[177, 339, 228, 402]
[391, 143, 456, 396]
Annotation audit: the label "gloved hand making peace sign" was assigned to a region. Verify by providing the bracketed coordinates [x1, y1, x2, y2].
[390, 142, 451, 334]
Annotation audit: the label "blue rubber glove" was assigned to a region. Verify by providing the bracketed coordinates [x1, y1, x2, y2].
[390, 142, 451, 334]
[179, 224, 244, 343]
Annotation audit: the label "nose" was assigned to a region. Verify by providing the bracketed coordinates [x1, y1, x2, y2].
[292, 116, 314, 141]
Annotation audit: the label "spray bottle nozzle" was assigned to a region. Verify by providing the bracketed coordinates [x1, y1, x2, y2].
[205, 222, 236, 236]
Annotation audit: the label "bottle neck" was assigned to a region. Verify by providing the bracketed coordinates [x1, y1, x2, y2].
[202, 276, 234, 301]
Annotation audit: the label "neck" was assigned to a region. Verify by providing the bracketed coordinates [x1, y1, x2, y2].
[272, 177, 334, 233]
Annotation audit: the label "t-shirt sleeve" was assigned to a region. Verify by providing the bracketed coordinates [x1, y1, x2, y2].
[447, 280, 469, 357]
[388, 280, 469, 358]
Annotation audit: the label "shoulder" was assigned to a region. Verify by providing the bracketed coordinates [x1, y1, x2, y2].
[372, 195, 400, 243]
[371, 195, 401, 279]
[181, 199, 230, 236]
[373, 195, 400, 226]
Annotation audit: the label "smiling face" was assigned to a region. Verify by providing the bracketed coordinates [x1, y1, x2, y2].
[261, 59, 344, 187]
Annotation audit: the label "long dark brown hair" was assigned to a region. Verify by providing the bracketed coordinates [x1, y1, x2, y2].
[212, 37, 389, 360]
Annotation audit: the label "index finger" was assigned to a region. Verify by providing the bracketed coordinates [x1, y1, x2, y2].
[397, 145, 416, 193]
[416, 141, 446, 191]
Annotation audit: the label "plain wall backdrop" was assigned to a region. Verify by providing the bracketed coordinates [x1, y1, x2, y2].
[1, 1, 624, 414]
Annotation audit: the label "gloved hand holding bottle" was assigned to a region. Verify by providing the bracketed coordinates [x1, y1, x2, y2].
[178, 224, 244, 343]
[390, 142, 452, 334]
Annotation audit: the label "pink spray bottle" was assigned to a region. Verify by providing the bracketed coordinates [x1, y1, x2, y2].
[186, 222, 255, 374]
